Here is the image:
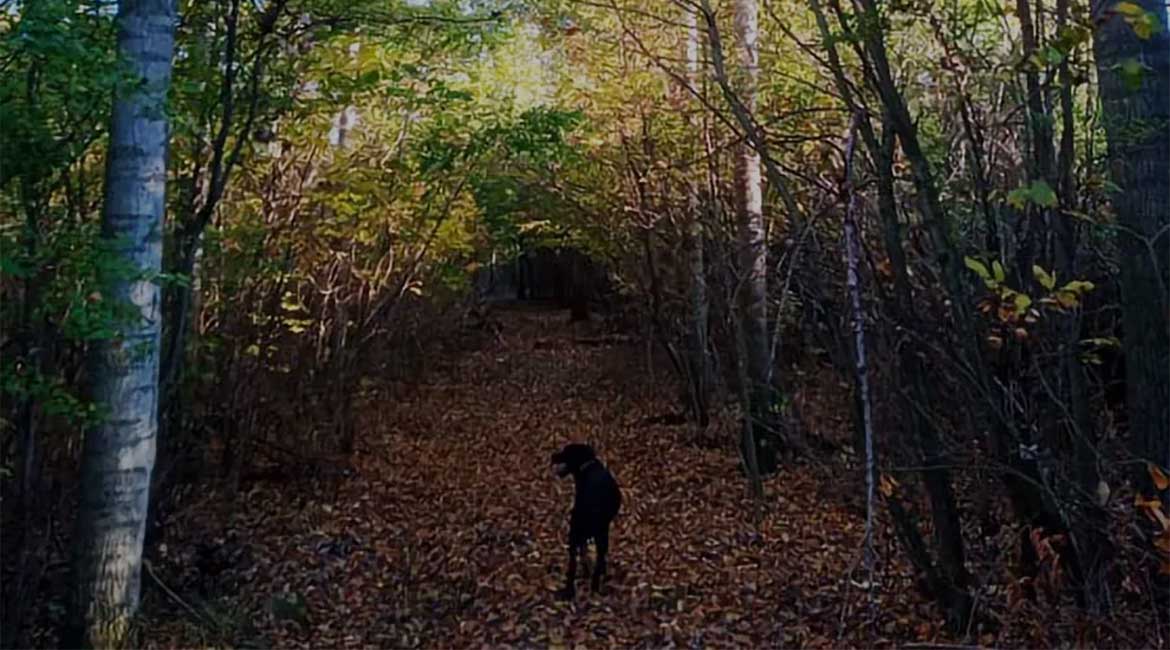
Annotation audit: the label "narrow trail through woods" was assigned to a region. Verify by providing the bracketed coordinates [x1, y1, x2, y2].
[151, 305, 903, 649]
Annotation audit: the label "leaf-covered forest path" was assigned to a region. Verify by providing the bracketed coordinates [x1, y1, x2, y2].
[148, 304, 919, 649]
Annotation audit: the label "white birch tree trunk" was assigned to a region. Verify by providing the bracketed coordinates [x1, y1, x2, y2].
[684, 6, 711, 427]
[71, 1, 176, 646]
[730, 0, 772, 472]
[842, 113, 876, 589]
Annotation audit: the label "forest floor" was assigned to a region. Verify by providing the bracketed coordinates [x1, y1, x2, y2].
[127, 304, 1142, 649]
[137, 303, 918, 649]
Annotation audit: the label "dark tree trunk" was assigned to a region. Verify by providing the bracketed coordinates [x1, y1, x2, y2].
[1092, 0, 1170, 480]
[1092, 0, 1170, 600]
[1054, 0, 1109, 611]
[813, 0, 975, 628]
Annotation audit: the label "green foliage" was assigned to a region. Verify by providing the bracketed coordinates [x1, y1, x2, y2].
[0, 1, 135, 430]
[1007, 180, 1058, 209]
[468, 106, 585, 248]
[2, 225, 113, 428]
[970, 256, 1100, 351]
[1116, 57, 1151, 91]
[1079, 335, 1121, 365]
[0, 358, 103, 427]
[0, 0, 117, 189]
[1032, 264, 1056, 291]
[1114, 1, 1164, 40]
[964, 256, 1005, 289]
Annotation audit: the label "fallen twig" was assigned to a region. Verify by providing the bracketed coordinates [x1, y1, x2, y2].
[143, 559, 215, 628]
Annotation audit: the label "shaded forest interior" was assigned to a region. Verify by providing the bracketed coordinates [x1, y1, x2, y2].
[1, 0, 1169, 648]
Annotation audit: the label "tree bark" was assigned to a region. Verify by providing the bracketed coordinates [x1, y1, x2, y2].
[842, 112, 877, 582]
[818, 0, 974, 628]
[848, 0, 977, 344]
[729, 0, 775, 474]
[1014, 0, 1057, 283]
[684, 6, 711, 428]
[69, 1, 176, 647]
[1054, 0, 1108, 611]
[1091, 0, 1170, 485]
[1091, 0, 1170, 600]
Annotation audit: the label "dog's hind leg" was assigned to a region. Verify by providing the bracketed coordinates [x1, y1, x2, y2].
[579, 542, 591, 579]
[591, 527, 609, 594]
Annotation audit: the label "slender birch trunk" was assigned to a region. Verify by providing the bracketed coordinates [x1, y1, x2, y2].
[730, 0, 774, 474]
[70, 1, 176, 647]
[842, 113, 876, 589]
[684, 6, 711, 427]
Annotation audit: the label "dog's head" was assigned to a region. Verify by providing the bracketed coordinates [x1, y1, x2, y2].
[551, 443, 597, 478]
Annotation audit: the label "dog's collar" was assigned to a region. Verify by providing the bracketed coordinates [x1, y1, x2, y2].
[579, 459, 598, 472]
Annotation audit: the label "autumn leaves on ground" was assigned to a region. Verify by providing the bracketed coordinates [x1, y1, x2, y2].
[141, 305, 866, 648]
[138, 305, 1109, 649]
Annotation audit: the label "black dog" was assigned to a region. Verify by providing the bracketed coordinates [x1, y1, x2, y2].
[551, 443, 621, 600]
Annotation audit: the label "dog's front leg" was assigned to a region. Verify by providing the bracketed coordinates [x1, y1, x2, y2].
[555, 538, 579, 600]
[556, 519, 586, 600]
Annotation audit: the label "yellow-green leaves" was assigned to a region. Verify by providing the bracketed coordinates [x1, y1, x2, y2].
[1118, 57, 1152, 91]
[1079, 336, 1121, 364]
[1033, 265, 1056, 291]
[1052, 280, 1096, 309]
[965, 256, 1006, 289]
[965, 256, 992, 285]
[1013, 292, 1033, 313]
[973, 261, 1100, 351]
[1115, 1, 1164, 40]
[1008, 180, 1058, 209]
[1108, 3, 1162, 88]
[1032, 268, 1096, 310]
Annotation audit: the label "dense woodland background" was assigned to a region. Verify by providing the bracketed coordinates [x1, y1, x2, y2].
[1, 0, 1168, 647]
